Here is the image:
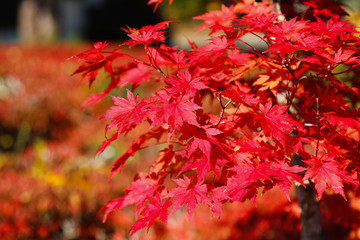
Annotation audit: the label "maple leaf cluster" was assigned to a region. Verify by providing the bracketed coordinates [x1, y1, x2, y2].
[72, 0, 360, 236]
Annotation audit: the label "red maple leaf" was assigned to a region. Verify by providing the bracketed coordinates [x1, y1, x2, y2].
[269, 162, 305, 200]
[227, 162, 272, 201]
[179, 124, 223, 160]
[323, 112, 360, 140]
[303, 155, 350, 199]
[268, 18, 309, 43]
[236, 13, 279, 32]
[227, 49, 254, 66]
[123, 21, 174, 47]
[109, 129, 163, 178]
[80, 92, 107, 108]
[166, 176, 210, 219]
[100, 173, 159, 222]
[102, 89, 146, 134]
[320, 48, 358, 66]
[257, 102, 300, 146]
[129, 194, 172, 236]
[222, 84, 260, 107]
[118, 62, 152, 90]
[235, 138, 274, 160]
[178, 156, 211, 182]
[210, 186, 229, 218]
[164, 70, 208, 98]
[303, 0, 347, 19]
[99, 197, 124, 223]
[123, 173, 160, 215]
[194, 4, 239, 33]
[146, 92, 201, 131]
[147, 0, 173, 12]
[191, 36, 230, 61]
[96, 132, 118, 155]
[70, 41, 108, 86]
[156, 45, 189, 67]
[311, 17, 357, 39]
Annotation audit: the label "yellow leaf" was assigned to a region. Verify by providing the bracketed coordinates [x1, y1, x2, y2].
[253, 74, 270, 86]
[269, 77, 282, 89]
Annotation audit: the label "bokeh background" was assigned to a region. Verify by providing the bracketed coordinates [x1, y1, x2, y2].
[1, 1, 360, 239]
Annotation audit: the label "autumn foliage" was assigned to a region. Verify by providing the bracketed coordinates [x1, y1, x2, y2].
[72, 0, 360, 237]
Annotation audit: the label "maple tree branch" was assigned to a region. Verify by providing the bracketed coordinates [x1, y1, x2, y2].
[122, 52, 153, 66]
[284, 57, 323, 240]
[291, 154, 324, 240]
[295, 182, 324, 240]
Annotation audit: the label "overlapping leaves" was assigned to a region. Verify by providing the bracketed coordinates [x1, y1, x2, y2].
[72, 0, 360, 236]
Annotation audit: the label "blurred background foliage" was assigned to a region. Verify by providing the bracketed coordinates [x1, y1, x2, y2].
[1, 0, 360, 43]
[0, 0, 360, 239]
[159, 0, 220, 21]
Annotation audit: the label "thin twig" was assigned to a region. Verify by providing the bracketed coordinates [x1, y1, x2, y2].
[332, 66, 355, 76]
[214, 93, 232, 127]
[315, 97, 320, 158]
[236, 38, 265, 58]
[249, 32, 271, 48]
[145, 46, 168, 78]
[276, 54, 303, 110]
